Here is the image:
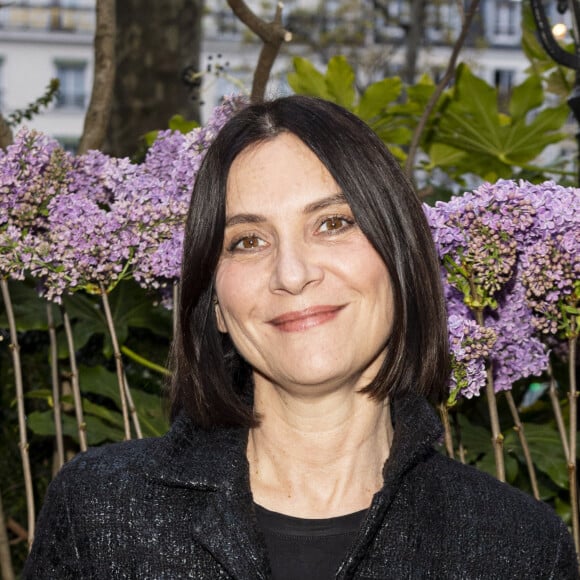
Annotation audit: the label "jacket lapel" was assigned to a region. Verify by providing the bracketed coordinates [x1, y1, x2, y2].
[146, 417, 270, 579]
[337, 396, 442, 579]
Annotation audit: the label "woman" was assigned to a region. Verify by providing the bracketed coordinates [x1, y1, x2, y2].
[25, 96, 578, 579]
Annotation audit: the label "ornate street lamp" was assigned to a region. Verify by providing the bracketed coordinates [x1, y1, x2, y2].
[529, 0, 580, 183]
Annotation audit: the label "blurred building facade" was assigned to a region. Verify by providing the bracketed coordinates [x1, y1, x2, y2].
[0, 0, 569, 147]
[0, 0, 95, 148]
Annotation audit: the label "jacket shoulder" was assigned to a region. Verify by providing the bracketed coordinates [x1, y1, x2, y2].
[409, 451, 578, 578]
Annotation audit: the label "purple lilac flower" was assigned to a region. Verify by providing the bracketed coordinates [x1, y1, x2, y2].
[426, 180, 559, 399]
[517, 182, 579, 339]
[32, 192, 134, 302]
[485, 279, 549, 392]
[128, 95, 246, 296]
[424, 179, 535, 308]
[0, 129, 72, 279]
[447, 313, 496, 403]
[69, 150, 136, 207]
[0, 129, 70, 230]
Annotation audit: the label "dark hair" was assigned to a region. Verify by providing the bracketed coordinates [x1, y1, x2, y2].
[170, 95, 450, 428]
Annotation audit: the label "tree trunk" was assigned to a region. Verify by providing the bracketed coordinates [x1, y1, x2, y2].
[404, 0, 426, 85]
[78, 0, 116, 154]
[107, 0, 203, 158]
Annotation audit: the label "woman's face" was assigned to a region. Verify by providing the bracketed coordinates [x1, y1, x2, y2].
[214, 133, 394, 396]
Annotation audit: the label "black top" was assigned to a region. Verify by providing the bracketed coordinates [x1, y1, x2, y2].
[255, 503, 367, 580]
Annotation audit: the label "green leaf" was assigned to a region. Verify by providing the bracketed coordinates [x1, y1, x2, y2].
[325, 56, 356, 109]
[129, 388, 169, 437]
[432, 63, 569, 173]
[59, 280, 171, 359]
[79, 364, 122, 407]
[144, 129, 159, 147]
[357, 78, 403, 120]
[372, 125, 411, 146]
[108, 281, 172, 338]
[509, 75, 543, 120]
[0, 280, 59, 331]
[82, 399, 125, 430]
[425, 143, 468, 168]
[24, 389, 55, 405]
[27, 410, 125, 445]
[287, 57, 331, 100]
[477, 446, 520, 483]
[168, 114, 200, 134]
[406, 74, 436, 107]
[79, 365, 169, 437]
[500, 105, 569, 164]
[505, 423, 570, 489]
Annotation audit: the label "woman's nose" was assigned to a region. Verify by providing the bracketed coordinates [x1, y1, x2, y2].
[269, 240, 324, 295]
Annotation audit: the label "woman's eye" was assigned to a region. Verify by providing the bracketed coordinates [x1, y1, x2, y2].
[318, 216, 353, 233]
[230, 235, 265, 251]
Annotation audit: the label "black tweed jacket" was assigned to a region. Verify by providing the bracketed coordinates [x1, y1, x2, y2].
[24, 396, 579, 579]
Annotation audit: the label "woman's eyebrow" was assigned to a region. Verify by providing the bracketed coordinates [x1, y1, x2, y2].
[302, 193, 348, 215]
[224, 193, 348, 228]
[225, 213, 265, 228]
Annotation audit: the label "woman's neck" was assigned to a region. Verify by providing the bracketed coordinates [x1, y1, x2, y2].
[247, 378, 393, 519]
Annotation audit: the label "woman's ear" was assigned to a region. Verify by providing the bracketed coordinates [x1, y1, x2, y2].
[214, 298, 227, 333]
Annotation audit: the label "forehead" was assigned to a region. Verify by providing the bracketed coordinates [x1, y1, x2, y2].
[225, 133, 339, 213]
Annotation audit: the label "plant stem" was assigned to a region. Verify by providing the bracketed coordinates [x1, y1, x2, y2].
[504, 390, 539, 500]
[123, 373, 142, 439]
[46, 302, 65, 469]
[99, 285, 131, 440]
[568, 332, 579, 554]
[438, 402, 454, 458]
[474, 308, 505, 481]
[60, 304, 87, 452]
[451, 411, 467, 464]
[548, 361, 570, 459]
[121, 345, 170, 376]
[0, 278, 35, 548]
[0, 488, 15, 580]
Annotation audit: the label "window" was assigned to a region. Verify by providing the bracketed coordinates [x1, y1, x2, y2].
[495, 69, 514, 94]
[487, 0, 521, 44]
[494, 0, 519, 36]
[494, 68, 515, 111]
[55, 61, 86, 109]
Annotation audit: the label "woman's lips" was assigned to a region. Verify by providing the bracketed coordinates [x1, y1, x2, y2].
[268, 305, 345, 333]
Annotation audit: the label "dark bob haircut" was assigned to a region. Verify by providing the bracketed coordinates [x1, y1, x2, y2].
[170, 95, 450, 428]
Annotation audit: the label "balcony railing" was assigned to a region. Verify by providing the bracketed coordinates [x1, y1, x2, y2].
[0, 2, 95, 34]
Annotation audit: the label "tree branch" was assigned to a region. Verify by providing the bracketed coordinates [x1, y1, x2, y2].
[227, 0, 292, 102]
[78, 0, 115, 153]
[404, 0, 481, 180]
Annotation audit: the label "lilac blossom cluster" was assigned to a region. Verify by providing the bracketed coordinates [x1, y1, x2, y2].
[426, 179, 578, 401]
[115, 95, 246, 300]
[519, 182, 579, 338]
[447, 313, 496, 404]
[0, 96, 246, 303]
[426, 180, 535, 309]
[0, 130, 73, 279]
[485, 280, 549, 393]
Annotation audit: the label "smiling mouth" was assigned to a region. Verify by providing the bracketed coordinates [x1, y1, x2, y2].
[268, 305, 345, 333]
